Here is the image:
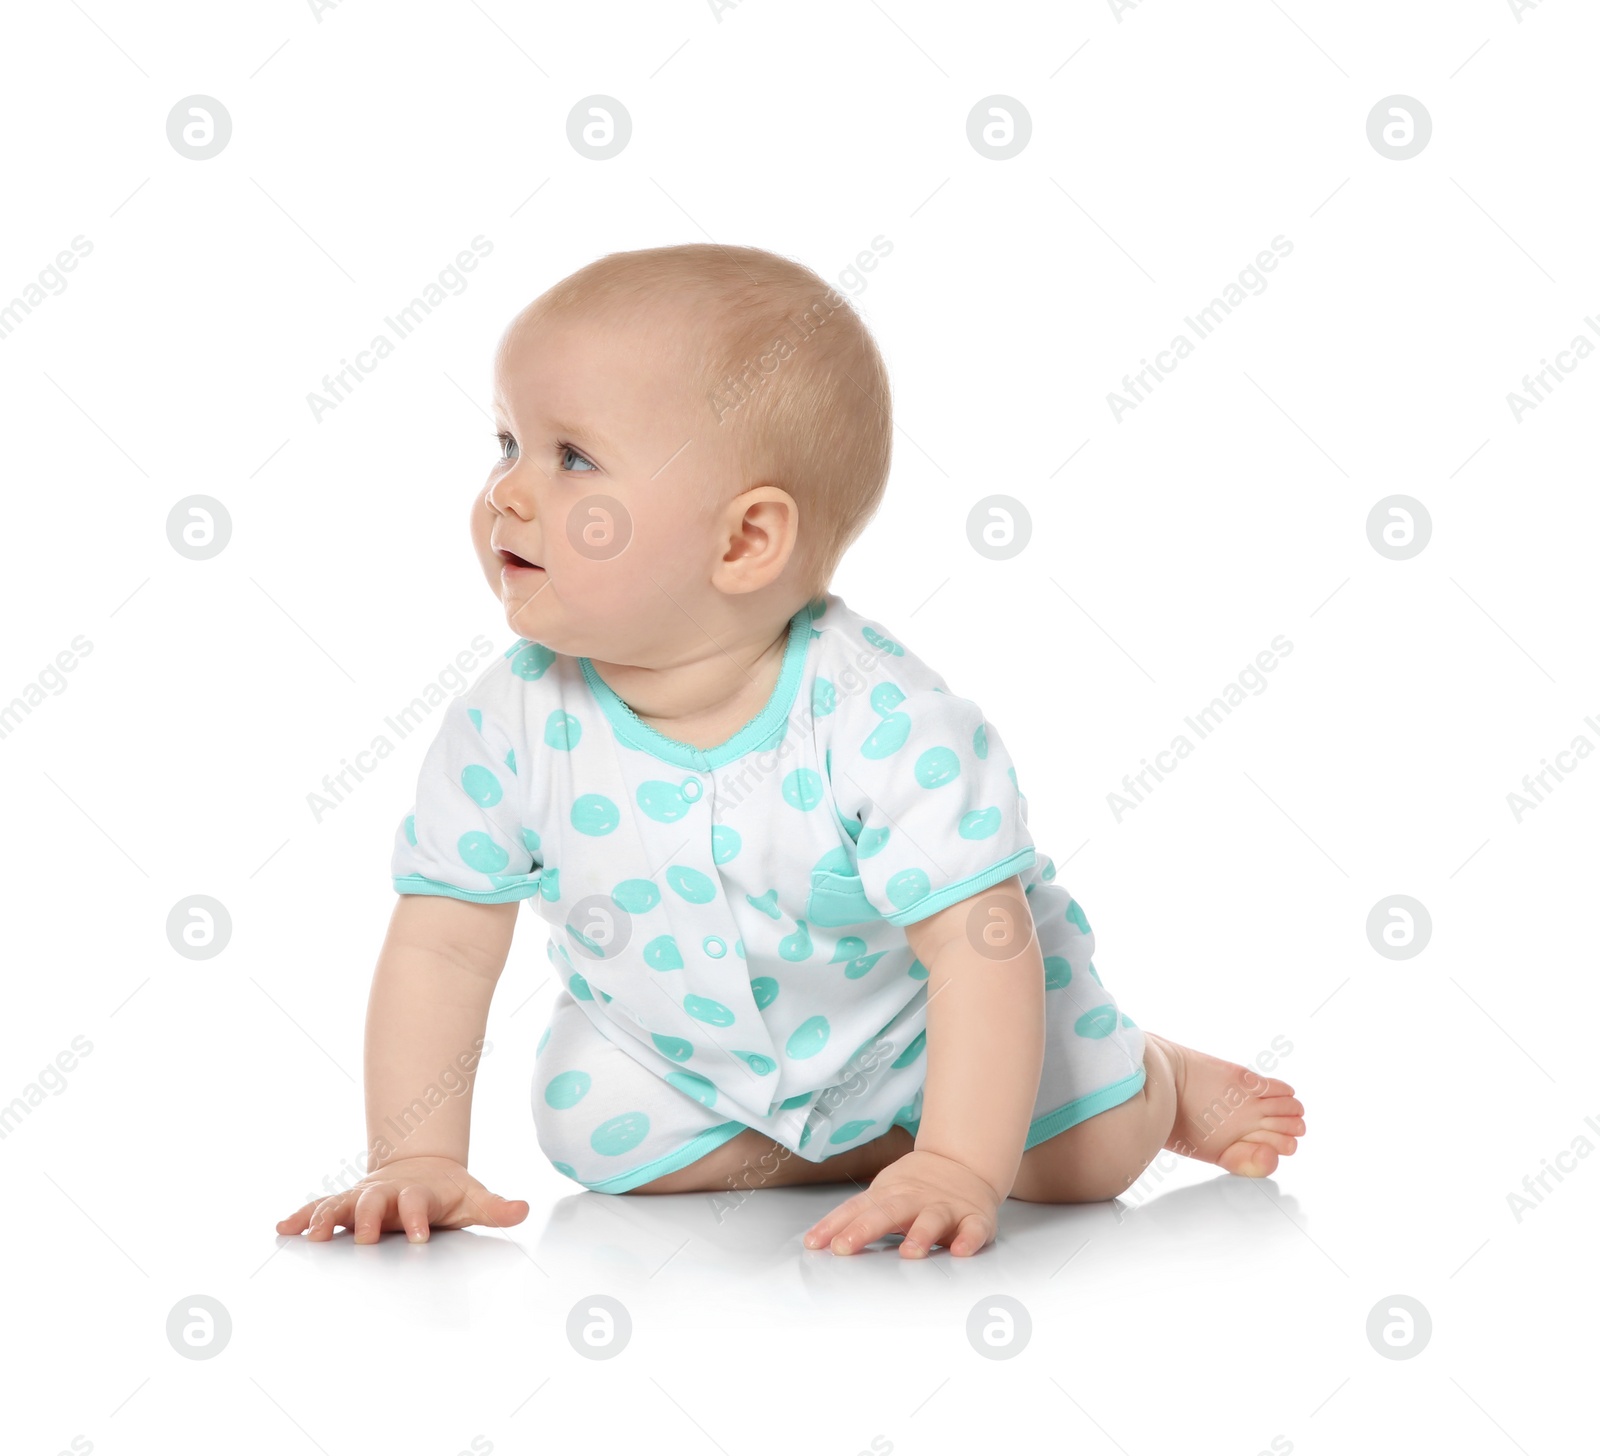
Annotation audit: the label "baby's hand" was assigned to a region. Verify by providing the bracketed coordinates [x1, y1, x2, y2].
[802, 1148, 1002, 1258]
[275, 1156, 529, 1244]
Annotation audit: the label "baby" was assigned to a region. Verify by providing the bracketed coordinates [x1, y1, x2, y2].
[276, 244, 1305, 1258]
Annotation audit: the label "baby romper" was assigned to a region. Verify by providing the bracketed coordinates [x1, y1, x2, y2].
[390, 593, 1147, 1193]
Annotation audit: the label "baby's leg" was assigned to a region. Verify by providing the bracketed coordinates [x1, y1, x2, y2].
[625, 1124, 914, 1195]
[626, 1036, 1304, 1201]
[1011, 1033, 1305, 1203]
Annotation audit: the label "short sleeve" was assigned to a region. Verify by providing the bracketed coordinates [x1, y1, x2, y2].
[390, 689, 543, 903]
[827, 685, 1035, 926]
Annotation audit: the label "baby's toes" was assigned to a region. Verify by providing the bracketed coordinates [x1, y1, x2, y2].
[1254, 1094, 1305, 1123]
[1218, 1139, 1282, 1177]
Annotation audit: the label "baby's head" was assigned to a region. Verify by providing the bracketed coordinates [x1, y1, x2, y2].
[471, 244, 892, 664]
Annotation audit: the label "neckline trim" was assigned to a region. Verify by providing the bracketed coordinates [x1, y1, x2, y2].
[578, 599, 818, 771]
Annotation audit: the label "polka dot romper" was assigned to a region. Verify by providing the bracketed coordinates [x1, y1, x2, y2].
[391, 594, 1146, 1193]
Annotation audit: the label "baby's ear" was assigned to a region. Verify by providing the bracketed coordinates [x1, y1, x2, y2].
[714, 486, 800, 590]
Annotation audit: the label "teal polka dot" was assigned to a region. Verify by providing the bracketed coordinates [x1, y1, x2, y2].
[907, 958, 928, 980]
[886, 867, 931, 909]
[779, 920, 813, 961]
[552, 1161, 578, 1180]
[710, 824, 742, 864]
[746, 889, 780, 919]
[842, 952, 885, 979]
[829, 936, 867, 964]
[461, 764, 503, 807]
[638, 780, 692, 823]
[539, 866, 561, 901]
[1122, 1013, 1137, 1028]
[959, 807, 1001, 839]
[786, 1015, 830, 1059]
[652, 1033, 694, 1062]
[1066, 899, 1092, 935]
[403, 814, 416, 846]
[521, 826, 541, 854]
[505, 749, 517, 775]
[812, 677, 837, 717]
[914, 747, 961, 789]
[568, 971, 594, 1001]
[666, 865, 716, 903]
[861, 626, 904, 656]
[508, 641, 557, 680]
[467, 708, 483, 733]
[829, 1118, 876, 1145]
[1074, 1004, 1119, 1039]
[536, 1025, 552, 1056]
[734, 1050, 776, 1075]
[543, 1070, 591, 1109]
[684, 994, 734, 1027]
[779, 1092, 812, 1111]
[973, 723, 989, 759]
[861, 711, 911, 759]
[782, 769, 824, 811]
[1044, 956, 1072, 990]
[612, 879, 659, 913]
[643, 935, 683, 971]
[891, 1030, 926, 1068]
[750, 976, 779, 1009]
[544, 710, 582, 750]
[857, 825, 890, 858]
[1088, 961, 1102, 985]
[458, 832, 508, 874]
[814, 845, 855, 876]
[869, 682, 905, 715]
[665, 1070, 718, 1108]
[590, 1111, 650, 1157]
[571, 794, 620, 836]
[1040, 856, 1056, 882]
[798, 1124, 813, 1150]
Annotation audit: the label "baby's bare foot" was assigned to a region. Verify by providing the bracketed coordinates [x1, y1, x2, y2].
[1146, 1032, 1305, 1177]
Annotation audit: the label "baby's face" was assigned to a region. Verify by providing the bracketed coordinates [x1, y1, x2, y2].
[471, 303, 734, 662]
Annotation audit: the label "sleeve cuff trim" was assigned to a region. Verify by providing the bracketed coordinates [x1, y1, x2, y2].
[882, 848, 1037, 926]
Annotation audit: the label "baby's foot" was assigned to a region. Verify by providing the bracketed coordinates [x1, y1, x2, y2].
[1146, 1032, 1305, 1177]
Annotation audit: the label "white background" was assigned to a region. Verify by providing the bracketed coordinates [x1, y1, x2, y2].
[3, 1, 1596, 1453]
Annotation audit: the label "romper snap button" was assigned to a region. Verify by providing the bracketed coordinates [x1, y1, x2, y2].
[681, 777, 702, 802]
[702, 935, 727, 958]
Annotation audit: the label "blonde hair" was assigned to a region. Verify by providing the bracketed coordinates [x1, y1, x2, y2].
[526, 244, 893, 597]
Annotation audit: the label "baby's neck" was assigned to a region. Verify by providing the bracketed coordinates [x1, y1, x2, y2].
[590, 612, 796, 751]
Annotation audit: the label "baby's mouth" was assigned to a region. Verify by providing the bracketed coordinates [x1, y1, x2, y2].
[498, 549, 540, 570]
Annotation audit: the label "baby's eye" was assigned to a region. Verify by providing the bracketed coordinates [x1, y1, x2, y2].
[560, 444, 597, 473]
[495, 432, 518, 461]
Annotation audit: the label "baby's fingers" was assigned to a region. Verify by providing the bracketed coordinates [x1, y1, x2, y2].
[826, 1193, 913, 1256]
[352, 1184, 396, 1244]
[306, 1190, 358, 1241]
[458, 1191, 530, 1231]
[276, 1199, 321, 1236]
[802, 1191, 872, 1251]
[902, 1206, 991, 1259]
[397, 1184, 436, 1242]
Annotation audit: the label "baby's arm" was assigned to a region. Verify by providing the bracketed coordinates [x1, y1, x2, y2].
[803, 876, 1043, 1258]
[275, 894, 530, 1244]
